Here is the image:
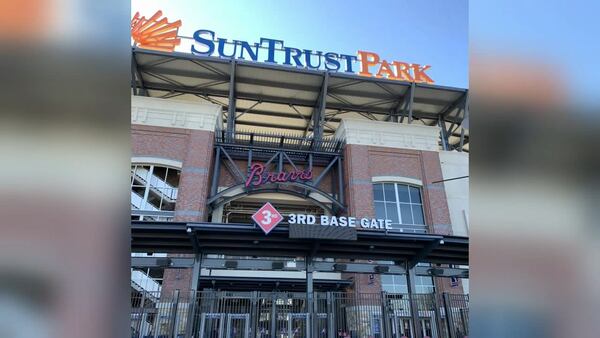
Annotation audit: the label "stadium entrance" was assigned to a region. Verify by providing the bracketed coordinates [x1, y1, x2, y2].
[131, 221, 469, 338]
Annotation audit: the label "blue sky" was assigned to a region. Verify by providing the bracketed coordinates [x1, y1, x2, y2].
[132, 0, 469, 89]
[470, 0, 600, 108]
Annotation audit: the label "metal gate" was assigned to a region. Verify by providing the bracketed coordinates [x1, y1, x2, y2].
[130, 290, 468, 338]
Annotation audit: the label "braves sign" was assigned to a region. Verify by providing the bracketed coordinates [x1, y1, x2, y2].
[245, 163, 312, 187]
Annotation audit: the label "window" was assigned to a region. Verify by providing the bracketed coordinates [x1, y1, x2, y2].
[373, 183, 425, 233]
[131, 164, 180, 221]
[381, 273, 435, 294]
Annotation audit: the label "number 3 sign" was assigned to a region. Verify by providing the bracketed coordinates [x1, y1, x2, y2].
[252, 202, 283, 235]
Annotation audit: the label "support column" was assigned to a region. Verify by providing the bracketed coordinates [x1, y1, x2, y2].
[312, 73, 328, 143]
[226, 60, 236, 137]
[270, 293, 277, 338]
[406, 263, 423, 338]
[442, 293, 456, 338]
[408, 82, 415, 124]
[191, 253, 202, 290]
[438, 117, 449, 151]
[337, 154, 344, 206]
[306, 256, 315, 338]
[210, 146, 221, 197]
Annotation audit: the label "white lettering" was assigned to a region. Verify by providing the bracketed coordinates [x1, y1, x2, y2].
[360, 218, 370, 228]
[261, 210, 273, 225]
[385, 219, 392, 229]
[348, 217, 356, 227]
[370, 219, 379, 228]
[297, 214, 306, 224]
[330, 216, 338, 226]
[320, 215, 329, 225]
[307, 214, 316, 224]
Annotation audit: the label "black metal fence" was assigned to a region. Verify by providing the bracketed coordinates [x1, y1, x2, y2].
[131, 290, 468, 338]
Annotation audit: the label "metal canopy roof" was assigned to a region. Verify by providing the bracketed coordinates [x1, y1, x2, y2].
[132, 48, 469, 151]
[131, 221, 469, 266]
[198, 276, 351, 292]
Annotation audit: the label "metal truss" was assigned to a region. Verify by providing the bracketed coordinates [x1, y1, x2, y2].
[208, 129, 346, 214]
[131, 48, 469, 149]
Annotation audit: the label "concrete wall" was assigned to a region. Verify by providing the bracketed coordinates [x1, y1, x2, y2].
[439, 151, 469, 237]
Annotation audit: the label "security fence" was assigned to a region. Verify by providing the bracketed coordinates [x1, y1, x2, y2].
[131, 290, 468, 338]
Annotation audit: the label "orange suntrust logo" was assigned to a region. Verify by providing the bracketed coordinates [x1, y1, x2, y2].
[131, 10, 182, 52]
[357, 50, 434, 84]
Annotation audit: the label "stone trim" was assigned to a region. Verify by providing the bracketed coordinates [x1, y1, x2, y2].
[131, 96, 222, 131]
[131, 156, 183, 169]
[335, 118, 440, 151]
[371, 176, 423, 186]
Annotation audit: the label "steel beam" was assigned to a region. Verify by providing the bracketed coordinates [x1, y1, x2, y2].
[226, 60, 236, 135]
[142, 81, 462, 121]
[439, 91, 467, 118]
[306, 256, 315, 338]
[438, 117, 449, 151]
[131, 54, 148, 96]
[312, 73, 329, 142]
[406, 265, 424, 338]
[210, 146, 221, 196]
[409, 239, 441, 268]
[337, 155, 344, 208]
[407, 81, 415, 124]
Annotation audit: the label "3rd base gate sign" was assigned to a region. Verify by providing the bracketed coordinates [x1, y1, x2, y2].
[251, 202, 283, 234]
[252, 203, 392, 235]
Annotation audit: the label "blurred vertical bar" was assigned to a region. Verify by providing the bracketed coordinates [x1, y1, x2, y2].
[470, 1, 600, 337]
[0, 0, 130, 338]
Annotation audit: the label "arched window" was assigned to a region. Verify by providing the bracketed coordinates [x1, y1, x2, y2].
[131, 164, 180, 221]
[373, 182, 425, 233]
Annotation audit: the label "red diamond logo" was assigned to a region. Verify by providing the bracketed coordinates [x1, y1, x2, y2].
[251, 202, 283, 235]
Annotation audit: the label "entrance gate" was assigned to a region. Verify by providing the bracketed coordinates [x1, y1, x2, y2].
[130, 290, 468, 338]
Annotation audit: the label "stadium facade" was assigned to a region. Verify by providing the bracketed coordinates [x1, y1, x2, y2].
[130, 19, 469, 338]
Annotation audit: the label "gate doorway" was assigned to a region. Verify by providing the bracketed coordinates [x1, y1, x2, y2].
[131, 290, 468, 338]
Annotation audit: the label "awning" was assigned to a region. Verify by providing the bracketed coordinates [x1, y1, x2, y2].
[131, 221, 468, 266]
[132, 48, 468, 151]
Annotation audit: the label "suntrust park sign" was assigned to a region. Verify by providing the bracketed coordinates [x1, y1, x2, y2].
[191, 30, 434, 83]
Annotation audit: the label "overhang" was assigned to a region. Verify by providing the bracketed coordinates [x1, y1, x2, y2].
[132, 48, 469, 150]
[131, 221, 468, 266]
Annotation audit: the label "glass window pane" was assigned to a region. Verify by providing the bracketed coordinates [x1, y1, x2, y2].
[397, 184, 410, 202]
[412, 205, 424, 225]
[381, 275, 394, 284]
[409, 186, 421, 203]
[165, 168, 180, 187]
[146, 192, 161, 209]
[132, 185, 145, 198]
[373, 184, 384, 201]
[396, 284, 408, 294]
[385, 202, 399, 223]
[153, 166, 167, 181]
[384, 183, 396, 201]
[400, 204, 413, 224]
[374, 201, 386, 219]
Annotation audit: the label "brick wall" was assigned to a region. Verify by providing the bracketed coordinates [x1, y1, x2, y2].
[343, 143, 458, 293]
[132, 124, 215, 293]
